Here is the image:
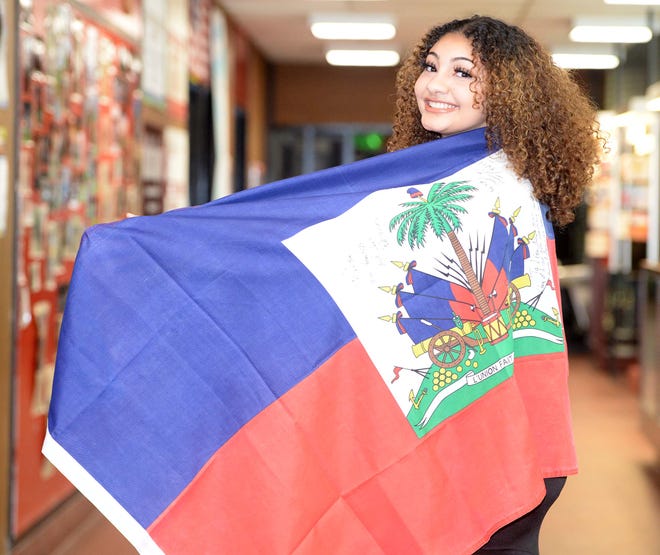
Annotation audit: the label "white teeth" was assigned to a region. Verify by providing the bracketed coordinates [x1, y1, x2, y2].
[428, 101, 455, 109]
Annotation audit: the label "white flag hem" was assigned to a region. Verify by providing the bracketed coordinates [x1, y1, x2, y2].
[42, 430, 165, 555]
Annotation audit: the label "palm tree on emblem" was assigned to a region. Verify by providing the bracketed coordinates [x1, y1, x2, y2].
[389, 181, 511, 367]
[389, 181, 491, 317]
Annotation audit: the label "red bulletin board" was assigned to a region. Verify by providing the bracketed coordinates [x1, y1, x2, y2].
[13, 1, 141, 537]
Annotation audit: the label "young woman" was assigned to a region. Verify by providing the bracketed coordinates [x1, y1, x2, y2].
[388, 15, 604, 553]
[389, 15, 603, 228]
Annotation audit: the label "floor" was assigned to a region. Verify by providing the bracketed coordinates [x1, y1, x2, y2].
[46, 354, 660, 555]
[539, 354, 660, 554]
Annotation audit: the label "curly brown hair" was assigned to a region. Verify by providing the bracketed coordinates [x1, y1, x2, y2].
[388, 15, 605, 226]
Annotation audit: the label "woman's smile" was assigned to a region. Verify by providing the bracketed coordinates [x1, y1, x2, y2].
[424, 100, 459, 111]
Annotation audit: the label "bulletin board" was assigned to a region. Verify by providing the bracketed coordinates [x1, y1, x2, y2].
[13, 0, 141, 537]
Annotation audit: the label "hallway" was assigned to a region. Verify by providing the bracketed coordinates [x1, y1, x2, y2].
[37, 354, 660, 555]
[540, 354, 660, 554]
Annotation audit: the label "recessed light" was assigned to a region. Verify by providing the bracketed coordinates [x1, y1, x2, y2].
[552, 53, 620, 69]
[325, 49, 400, 66]
[309, 14, 396, 40]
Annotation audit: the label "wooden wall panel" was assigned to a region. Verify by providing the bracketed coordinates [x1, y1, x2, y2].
[272, 64, 398, 126]
[246, 44, 267, 185]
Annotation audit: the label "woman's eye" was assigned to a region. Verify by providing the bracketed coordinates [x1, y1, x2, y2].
[422, 62, 436, 72]
[455, 67, 473, 78]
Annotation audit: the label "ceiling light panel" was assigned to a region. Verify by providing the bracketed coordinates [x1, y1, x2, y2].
[325, 49, 400, 66]
[570, 16, 653, 43]
[552, 53, 620, 69]
[570, 24, 653, 43]
[309, 13, 396, 40]
[604, 0, 660, 5]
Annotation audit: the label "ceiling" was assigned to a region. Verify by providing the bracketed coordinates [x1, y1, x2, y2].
[216, 0, 659, 65]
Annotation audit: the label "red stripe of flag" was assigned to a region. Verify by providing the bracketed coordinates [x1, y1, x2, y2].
[149, 339, 548, 554]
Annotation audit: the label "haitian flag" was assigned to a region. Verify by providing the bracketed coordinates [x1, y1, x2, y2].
[43, 128, 577, 554]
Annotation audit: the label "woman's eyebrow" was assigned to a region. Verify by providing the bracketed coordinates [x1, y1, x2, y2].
[427, 51, 474, 64]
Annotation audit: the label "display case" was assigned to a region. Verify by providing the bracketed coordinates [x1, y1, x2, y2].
[638, 263, 660, 456]
[586, 105, 659, 373]
[638, 83, 660, 455]
[13, 0, 142, 536]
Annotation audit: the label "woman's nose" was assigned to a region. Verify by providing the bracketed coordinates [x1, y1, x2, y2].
[426, 73, 448, 93]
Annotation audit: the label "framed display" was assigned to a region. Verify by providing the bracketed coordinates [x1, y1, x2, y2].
[13, 0, 141, 536]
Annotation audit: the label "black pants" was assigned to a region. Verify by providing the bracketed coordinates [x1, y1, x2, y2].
[473, 477, 567, 555]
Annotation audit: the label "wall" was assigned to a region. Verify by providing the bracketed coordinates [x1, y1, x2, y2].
[272, 64, 398, 126]
[270, 65, 611, 129]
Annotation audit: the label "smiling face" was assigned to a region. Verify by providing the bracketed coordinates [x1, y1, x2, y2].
[414, 32, 486, 137]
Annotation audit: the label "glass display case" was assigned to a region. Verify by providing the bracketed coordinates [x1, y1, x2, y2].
[638, 84, 660, 455]
[267, 123, 391, 183]
[586, 104, 659, 372]
[13, 0, 141, 536]
[639, 263, 660, 456]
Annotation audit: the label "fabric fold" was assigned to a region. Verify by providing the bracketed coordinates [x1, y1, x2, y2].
[43, 128, 576, 554]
